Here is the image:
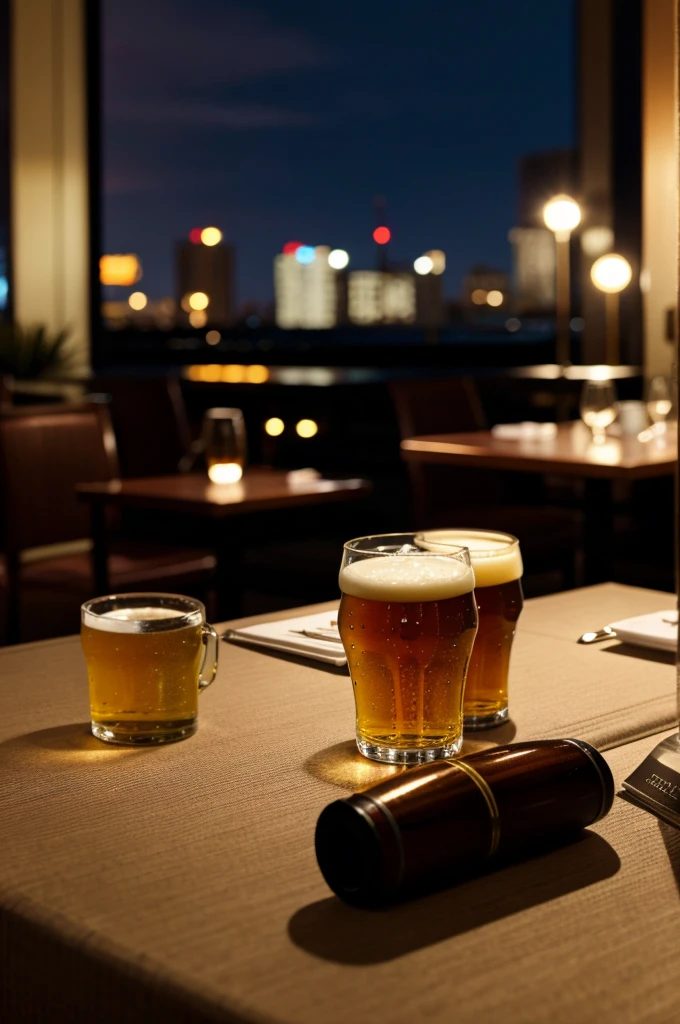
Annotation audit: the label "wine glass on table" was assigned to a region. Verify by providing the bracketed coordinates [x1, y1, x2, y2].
[646, 376, 672, 435]
[580, 380, 617, 444]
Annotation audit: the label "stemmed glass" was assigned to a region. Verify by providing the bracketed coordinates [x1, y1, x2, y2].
[580, 380, 617, 444]
[646, 376, 672, 433]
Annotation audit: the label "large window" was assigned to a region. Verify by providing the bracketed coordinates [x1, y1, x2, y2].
[101, 0, 574, 349]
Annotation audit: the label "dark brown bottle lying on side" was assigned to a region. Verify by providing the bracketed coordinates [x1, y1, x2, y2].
[315, 738, 614, 906]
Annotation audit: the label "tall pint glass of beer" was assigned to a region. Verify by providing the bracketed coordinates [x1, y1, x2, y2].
[418, 530, 523, 729]
[338, 534, 478, 764]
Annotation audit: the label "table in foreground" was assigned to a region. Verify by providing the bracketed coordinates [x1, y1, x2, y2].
[76, 468, 371, 615]
[401, 421, 677, 584]
[1, 584, 677, 1024]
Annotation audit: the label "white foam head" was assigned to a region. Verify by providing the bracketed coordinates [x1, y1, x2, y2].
[340, 553, 475, 602]
[81, 596, 203, 633]
[418, 530, 522, 588]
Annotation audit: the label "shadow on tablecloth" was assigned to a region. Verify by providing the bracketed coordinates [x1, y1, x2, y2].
[602, 643, 675, 667]
[288, 832, 620, 964]
[0, 723, 148, 764]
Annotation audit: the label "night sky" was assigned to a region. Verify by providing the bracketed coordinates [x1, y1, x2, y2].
[103, 0, 574, 309]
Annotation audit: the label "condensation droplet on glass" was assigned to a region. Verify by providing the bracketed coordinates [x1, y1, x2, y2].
[401, 618, 408, 624]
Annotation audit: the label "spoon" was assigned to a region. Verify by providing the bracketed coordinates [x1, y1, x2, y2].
[578, 626, 617, 645]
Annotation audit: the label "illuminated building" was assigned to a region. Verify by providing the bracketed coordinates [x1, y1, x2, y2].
[274, 245, 339, 328]
[507, 227, 556, 312]
[176, 229, 234, 326]
[347, 271, 416, 325]
[412, 251, 445, 326]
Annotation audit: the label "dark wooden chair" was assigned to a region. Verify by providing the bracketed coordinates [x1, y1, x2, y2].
[389, 377, 581, 592]
[91, 375, 192, 478]
[0, 401, 216, 644]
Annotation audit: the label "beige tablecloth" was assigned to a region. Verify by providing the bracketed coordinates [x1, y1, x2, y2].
[0, 583, 678, 1023]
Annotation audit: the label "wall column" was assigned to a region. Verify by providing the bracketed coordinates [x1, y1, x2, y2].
[642, 0, 677, 379]
[10, 0, 91, 372]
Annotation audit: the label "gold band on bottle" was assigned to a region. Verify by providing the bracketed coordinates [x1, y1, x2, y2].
[447, 759, 501, 857]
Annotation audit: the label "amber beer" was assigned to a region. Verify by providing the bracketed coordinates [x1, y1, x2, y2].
[338, 535, 478, 764]
[81, 594, 217, 745]
[419, 530, 523, 729]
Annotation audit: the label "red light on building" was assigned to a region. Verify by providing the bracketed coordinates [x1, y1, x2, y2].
[283, 240, 303, 255]
[373, 226, 391, 245]
[189, 228, 203, 244]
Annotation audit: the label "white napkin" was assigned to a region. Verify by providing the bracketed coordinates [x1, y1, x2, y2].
[223, 610, 346, 666]
[608, 610, 677, 652]
[491, 422, 557, 440]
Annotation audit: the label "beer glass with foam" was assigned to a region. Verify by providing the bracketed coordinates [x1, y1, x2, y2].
[418, 530, 523, 729]
[338, 534, 478, 764]
[81, 593, 218, 745]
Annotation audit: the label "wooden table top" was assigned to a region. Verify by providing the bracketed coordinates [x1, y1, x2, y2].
[401, 421, 677, 479]
[76, 468, 371, 517]
[0, 584, 677, 1023]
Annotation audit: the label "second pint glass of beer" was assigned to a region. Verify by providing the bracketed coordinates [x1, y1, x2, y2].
[419, 530, 523, 729]
[338, 534, 478, 764]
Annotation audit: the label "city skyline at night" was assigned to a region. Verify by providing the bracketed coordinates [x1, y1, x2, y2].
[103, 0, 575, 308]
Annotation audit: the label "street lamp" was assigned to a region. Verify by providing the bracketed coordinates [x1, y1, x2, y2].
[543, 195, 581, 365]
[590, 253, 632, 365]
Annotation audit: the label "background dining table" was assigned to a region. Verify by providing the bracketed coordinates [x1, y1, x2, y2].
[77, 468, 371, 617]
[1, 582, 678, 1023]
[401, 421, 677, 584]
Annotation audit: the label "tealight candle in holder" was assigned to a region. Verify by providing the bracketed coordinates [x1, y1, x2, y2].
[202, 408, 247, 484]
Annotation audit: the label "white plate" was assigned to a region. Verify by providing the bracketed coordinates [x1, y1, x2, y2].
[608, 610, 677, 652]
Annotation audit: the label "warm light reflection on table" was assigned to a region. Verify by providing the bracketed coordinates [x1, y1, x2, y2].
[304, 739, 405, 791]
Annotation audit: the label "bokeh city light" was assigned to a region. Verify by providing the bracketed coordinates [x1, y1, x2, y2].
[296, 418, 318, 438]
[328, 249, 350, 270]
[543, 195, 581, 234]
[201, 227, 222, 246]
[128, 291, 147, 310]
[245, 365, 269, 384]
[99, 254, 141, 286]
[426, 250, 446, 275]
[413, 255, 434, 275]
[188, 291, 209, 310]
[373, 226, 391, 244]
[590, 254, 632, 293]
[295, 246, 316, 264]
[264, 417, 285, 436]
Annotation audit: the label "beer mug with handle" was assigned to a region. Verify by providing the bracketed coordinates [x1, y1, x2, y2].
[81, 592, 218, 745]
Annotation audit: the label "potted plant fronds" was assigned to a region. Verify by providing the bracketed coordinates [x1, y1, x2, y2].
[0, 323, 74, 379]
